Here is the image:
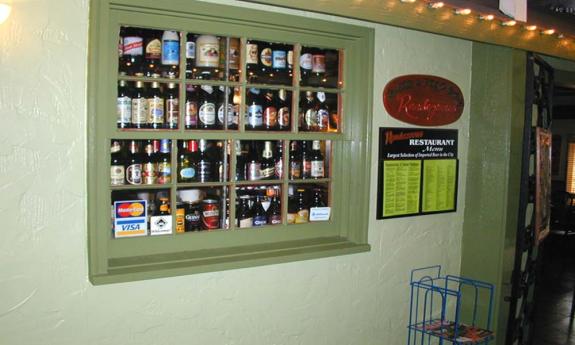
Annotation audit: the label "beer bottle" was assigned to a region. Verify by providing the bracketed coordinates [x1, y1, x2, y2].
[215, 141, 227, 182]
[143, 29, 161, 77]
[142, 139, 158, 185]
[122, 27, 144, 76]
[267, 193, 282, 225]
[310, 140, 325, 179]
[311, 48, 326, 86]
[157, 139, 171, 184]
[195, 34, 220, 80]
[131, 81, 148, 129]
[198, 85, 217, 129]
[165, 82, 179, 129]
[274, 141, 283, 179]
[259, 41, 273, 82]
[299, 46, 313, 82]
[246, 141, 262, 181]
[245, 40, 259, 83]
[262, 90, 278, 130]
[158, 197, 170, 215]
[161, 30, 179, 78]
[271, 43, 288, 84]
[117, 80, 132, 129]
[185, 85, 198, 129]
[252, 194, 268, 227]
[228, 38, 241, 81]
[237, 195, 253, 228]
[118, 27, 125, 74]
[235, 141, 246, 181]
[178, 140, 198, 182]
[126, 140, 143, 185]
[246, 88, 263, 130]
[316, 92, 329, 132]
[110, 140, 125, 185]
[289, 141, 302, 179]
[301, 91, 318, 132]
[147, 81, 164, 129]
[277, 89, 290, 131]
[185, 33, 196, 79]
[197, 139, 213, 182]
[294, 188, 309, 223]
[260, 141, 275, 180]
[217, 86, 238, 130]
[301, 141, 311, 179]
[310, 187, 327, 208]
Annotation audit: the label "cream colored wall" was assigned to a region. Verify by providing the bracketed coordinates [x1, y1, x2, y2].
[0, 1, 471, 344]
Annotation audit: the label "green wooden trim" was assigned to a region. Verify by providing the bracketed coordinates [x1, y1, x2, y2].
[461, 43, 526, 344]
[88, 0, 374, 283]
[243, 0, 575, 62]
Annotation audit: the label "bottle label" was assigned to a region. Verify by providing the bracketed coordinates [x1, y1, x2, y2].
[311, 161, 325, 178]
[289, 161, 301, 179]
[199, 103, 216, 125]
[269, 215, 282, 225]
[197, 41, 219, 67]
[263, 106, 277, 128]
[247, 162, 262, 181]
[110, 165, 125, 185]
[145, 38, 161, 59]
[179, 167, 196, 180]
[247, 105, 263, 127]
[253, 215, 267, 227]
[186, 41, 195, 59]
[246, 43, 258, 64]
[185, 101, 198, 127]
[272, 50, 286, 69]
[162, 40, 180, 65]
[317, 109, 329, 130]
[148, 97, 165, 124]
[260, 167, 275, 179]
[218, 104, 238, 126]
[287, 50, 293, 67]
[176, 208, 185, 233]
[303, 160, 311, 176]
[312, 54, 326, 73]
[123, 36, 143, 56]
[239, 217, 253, 228]
[295, 209, 309, 223]
[126, 164, 142, 185]
[142, 162, 158, 184]
[117, 96, 131, 125]
[287, 213, 296, 224]
[317, 92, 326, 103]
[278, 107, 290, 128]
[300, 53, 312, 70]
[275, 159, 283, 179]
[260, 47, 272, 67]
[157, 162, 171, 184]
[305, 109, 318, 128]
[131, 98, 148, 125]
[229, 41, 240, 70]
[198, 161, 212, 181]
[166, 98, 179, 128]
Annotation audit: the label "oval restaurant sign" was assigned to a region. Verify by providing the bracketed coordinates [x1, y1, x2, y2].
[383, 75, 464, 126]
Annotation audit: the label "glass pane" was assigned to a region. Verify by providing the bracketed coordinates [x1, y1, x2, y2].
[117, 80, 180, 130]
[288, 183, 330, 224]
[288, 140, 330, 180]
[245, 88, 292, 131]
[119, 27, 181, 78]
[177, 187, 229, 231]
[299, 47, 340, 88]
[185, 85, 239, 130]
[176, 139, 227, 183]
[246, 39, 294, 85]
[235, 140, 284, 181]
[111, 139, 173, 186]
[111, 189, 172, 237]
[185, 34, 240, 81]
[298, 91, 339, 133]
[236, 185, 282, 228]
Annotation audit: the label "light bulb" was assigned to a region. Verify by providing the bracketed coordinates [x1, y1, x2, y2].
[428, 2, 444, 9]
[454, 8, 471, 15]
[525, 25, 537, 31]
[0, 4, 11, 24]
[479, 14, 495, 21]
[501, 20, 517, 26]
[542, 29, 555, 35]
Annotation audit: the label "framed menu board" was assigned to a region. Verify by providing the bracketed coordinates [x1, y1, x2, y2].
[376, 127, 458, 219]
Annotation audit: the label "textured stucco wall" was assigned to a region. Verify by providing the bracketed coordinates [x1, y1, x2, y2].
[0, 1, 471, 344]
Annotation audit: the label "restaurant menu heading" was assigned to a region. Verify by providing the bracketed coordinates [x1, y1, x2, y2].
[377, 127, 458, 219]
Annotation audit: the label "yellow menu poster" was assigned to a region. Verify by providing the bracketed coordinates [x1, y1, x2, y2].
[422, 159, 457, 213]
[382, 160, 421, 217]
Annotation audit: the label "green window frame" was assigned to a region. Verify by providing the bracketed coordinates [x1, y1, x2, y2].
[88, 0, 374, 284]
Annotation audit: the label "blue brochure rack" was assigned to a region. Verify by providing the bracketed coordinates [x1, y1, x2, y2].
[407, 265, 495, 345]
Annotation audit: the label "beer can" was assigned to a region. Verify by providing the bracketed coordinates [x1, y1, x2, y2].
[201, 199, 220, 230]
[185, 202, 202, 232]
[176, 203, 185, 233]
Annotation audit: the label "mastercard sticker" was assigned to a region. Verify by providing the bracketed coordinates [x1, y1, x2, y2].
[114, 200, 148, 238]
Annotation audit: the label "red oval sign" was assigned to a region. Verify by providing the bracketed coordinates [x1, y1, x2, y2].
[383, 75, 464, 126]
